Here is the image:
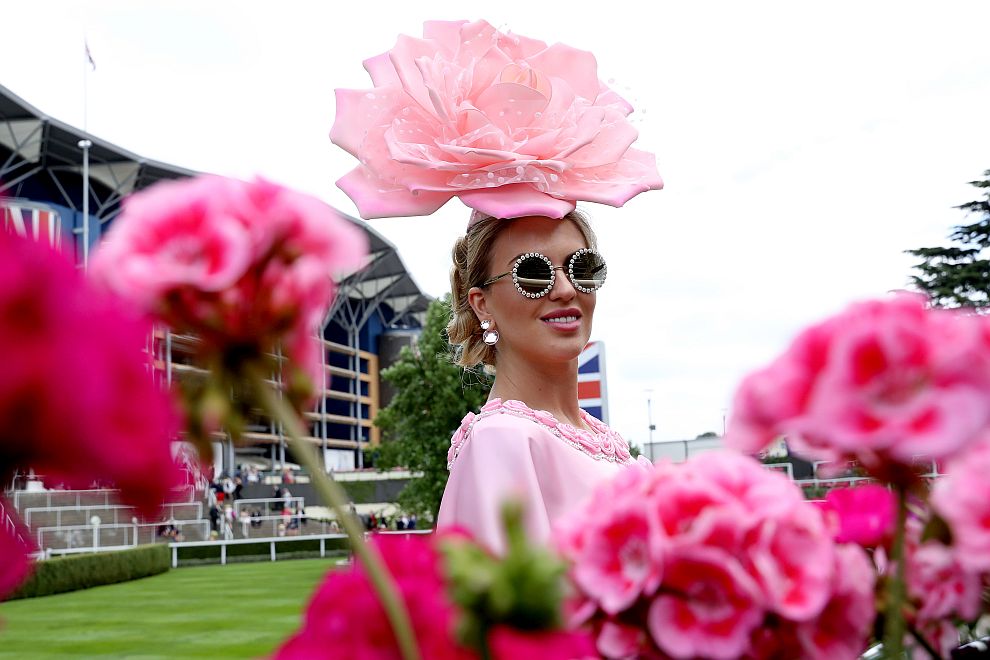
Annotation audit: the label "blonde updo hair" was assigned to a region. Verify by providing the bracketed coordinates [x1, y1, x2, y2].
[447, 210, 598, 369]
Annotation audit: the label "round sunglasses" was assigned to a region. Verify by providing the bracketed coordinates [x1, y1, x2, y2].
[480, 248, 607, 298]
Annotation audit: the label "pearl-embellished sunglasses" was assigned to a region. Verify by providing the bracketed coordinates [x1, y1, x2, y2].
[480, 248, 607, 299]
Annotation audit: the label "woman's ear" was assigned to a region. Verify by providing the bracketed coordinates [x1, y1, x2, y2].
[468, 286, 489, 320]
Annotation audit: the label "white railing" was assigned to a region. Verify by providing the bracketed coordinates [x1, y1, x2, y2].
[36, 519, 211, 550]
[232, 497, 305, 517]
[226, 513, 338, 540]
[23, 502, 202, 528]
[762, 463, 794, 480]
[1, 498, 24, 542]
[168, 529, 432, 568]
[11, 487, 196, 512]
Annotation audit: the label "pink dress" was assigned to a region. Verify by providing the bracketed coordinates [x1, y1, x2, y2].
[437, 398, 636, 555]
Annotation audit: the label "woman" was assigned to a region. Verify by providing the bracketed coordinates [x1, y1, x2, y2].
[436, 211, 637, 554]
[327, 19, 663, 551]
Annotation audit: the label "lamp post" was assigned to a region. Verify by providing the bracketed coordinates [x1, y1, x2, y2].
[78, 138, 92, 269]
[645, 389, 656, 462]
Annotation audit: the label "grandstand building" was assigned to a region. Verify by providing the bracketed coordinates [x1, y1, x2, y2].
[0, 83, 429, 477]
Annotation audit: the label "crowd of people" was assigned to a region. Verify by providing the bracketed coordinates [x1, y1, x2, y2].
[197, 469, 420, 540]
[359, 511, 418, 532]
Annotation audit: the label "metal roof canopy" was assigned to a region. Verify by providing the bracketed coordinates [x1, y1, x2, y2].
[0, 83, 197, 222]
[0, 83, 431, 329]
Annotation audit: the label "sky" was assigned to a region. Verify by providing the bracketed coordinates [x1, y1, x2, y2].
[2, 1, 989, 448]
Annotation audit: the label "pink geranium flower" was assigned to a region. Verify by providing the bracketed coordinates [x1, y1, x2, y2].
[819, 485, 896, 549]
[557, 451, 860, 659]
[907, 541, 982, 622]
[0, 231, 183, 595]
[793, 544, 877, 660]
[745, 509, 835, 621]
[92, 175, 367, 398]
[595, 621, 649, 659]
[331, 19, 663, 220]
[931, 434, 990, 572]
[727, 295, 990, 478]
[648, 548, 763, 660]
[275, 534, 475, 660]
[0, 513, 34, 600]
[556, 466, 662, 615]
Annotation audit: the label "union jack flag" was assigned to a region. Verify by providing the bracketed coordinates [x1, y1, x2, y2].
[578, 341, 609, 424]
[1, 201, 63, 251]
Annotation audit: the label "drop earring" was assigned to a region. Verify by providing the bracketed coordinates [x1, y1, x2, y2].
[480, 319, 499, 345]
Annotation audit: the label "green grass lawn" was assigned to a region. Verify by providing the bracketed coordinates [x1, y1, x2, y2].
[0, 558, 341, 658]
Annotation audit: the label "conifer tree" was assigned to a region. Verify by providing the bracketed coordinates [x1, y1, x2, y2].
[907, 170, 990, 308]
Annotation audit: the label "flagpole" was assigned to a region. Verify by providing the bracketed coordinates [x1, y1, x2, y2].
[79, 37, 92, 270]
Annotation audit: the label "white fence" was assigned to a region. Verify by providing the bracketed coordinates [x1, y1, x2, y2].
[168, 529, 432, 568]
[23, 502, 202, 528]
[36, 519, 211, 550]
[232, 497, 305, 517]
[11, 487, 196, 511]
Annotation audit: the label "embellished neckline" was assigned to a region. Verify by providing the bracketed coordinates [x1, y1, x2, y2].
[446, 398, 633, 469]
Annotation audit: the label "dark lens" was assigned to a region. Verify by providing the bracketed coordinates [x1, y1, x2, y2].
[569, 251, 606, 292]
[514, 255, 553, 295]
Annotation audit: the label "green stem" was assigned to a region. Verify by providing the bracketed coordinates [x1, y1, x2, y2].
[249, 369, 421, 660]
[882, 485, 909, 658]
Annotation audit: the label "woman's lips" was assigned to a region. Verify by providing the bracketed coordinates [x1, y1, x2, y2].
[541, 309, 582, 332]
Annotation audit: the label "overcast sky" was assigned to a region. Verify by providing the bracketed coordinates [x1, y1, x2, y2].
[2, 1, 989, 447]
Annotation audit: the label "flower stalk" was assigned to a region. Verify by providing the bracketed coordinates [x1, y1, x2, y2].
[882, 485, 909, 658]
[249, 368, 421, 660]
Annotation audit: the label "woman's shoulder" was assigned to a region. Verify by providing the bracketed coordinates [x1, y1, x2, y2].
[445, 399, 548, 469]
[446, 398, 633, 469]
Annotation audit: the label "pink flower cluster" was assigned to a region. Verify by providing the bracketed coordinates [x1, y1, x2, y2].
[815, 484, 895, 549]
[91, 176, 367, 391]
[932, 433, 990, 574]
[275, 534, 474, 659]
[332, 19, 663, 221]
[278, 530, 596, 660]
[727, 295, 990, 480]
[893, 516, 983, 656]
[555, 452, 875, 659]
[0, 231, 183, 598]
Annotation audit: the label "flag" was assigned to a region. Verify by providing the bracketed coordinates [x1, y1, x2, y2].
[1, 201, 63, 252]
[85, 40, 96, 71]
[578, 341, 609, 423]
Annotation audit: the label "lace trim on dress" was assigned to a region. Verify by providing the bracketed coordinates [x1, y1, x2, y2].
[446, 398, 633, 470]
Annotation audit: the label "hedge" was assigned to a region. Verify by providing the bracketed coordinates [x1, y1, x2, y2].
[9, 544, 170, 600]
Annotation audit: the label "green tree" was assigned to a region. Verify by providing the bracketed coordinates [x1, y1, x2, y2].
[375, 297, 491, 520]
[906, 170, 990, 308]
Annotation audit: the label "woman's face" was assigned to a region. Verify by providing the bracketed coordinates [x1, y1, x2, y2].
[470, 216, 596, 368]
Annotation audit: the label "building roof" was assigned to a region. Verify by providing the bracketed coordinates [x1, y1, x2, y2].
[0, 83, 431, 327]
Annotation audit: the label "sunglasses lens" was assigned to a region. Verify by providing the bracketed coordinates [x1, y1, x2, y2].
[514, 255, 554, 295]
[570, 251, 607, 292]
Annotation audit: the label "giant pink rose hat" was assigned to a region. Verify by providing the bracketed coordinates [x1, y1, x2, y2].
[330, 19, 663, 223]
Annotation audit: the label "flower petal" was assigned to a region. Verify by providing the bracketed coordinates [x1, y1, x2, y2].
[362, 52, 398, 86]
[388, 34, 445, 115]
[422, 19, 469, 52]
[526, 43, 600, 100]
[330, 87, 400, 158]
[459, 183, 574, 219]
[337, 167, 453, 219]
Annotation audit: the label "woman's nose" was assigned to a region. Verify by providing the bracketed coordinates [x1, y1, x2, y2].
[548, 268, 577, 301]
